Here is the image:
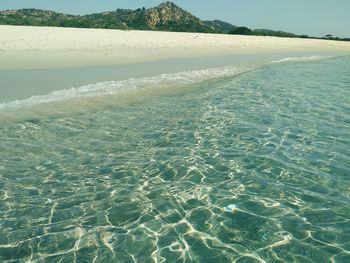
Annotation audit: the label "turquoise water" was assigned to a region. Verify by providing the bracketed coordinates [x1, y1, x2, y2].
[0, 56, 350, 262]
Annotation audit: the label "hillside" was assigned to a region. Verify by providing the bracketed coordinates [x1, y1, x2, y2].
[0, 1, 348, 41]
[0, 2, 215, 33]
[203, 19, 236, 33]
[228, 27, 301, 38]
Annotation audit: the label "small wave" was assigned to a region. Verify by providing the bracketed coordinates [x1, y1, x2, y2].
[271, 55, 327, 64]
[0, 64, 256, 121]
[0, 65, 254, 111]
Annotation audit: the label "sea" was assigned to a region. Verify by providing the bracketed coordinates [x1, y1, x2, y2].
[0, 53, 349, 262]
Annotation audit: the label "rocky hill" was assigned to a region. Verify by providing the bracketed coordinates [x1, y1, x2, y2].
[1, 1, 347, 40]
[0, 1, 215, 33]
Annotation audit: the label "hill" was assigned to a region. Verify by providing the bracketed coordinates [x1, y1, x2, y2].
[0, 1, 348, 41]
[228, 27, 301, 38]
[203, 19, 236, 33]
[0, 2, 214, 33]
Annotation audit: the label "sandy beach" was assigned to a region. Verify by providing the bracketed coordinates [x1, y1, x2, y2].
[1, 25, 350, 70]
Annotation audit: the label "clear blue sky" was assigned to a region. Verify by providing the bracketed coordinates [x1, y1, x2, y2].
[0, 0, 349, 37]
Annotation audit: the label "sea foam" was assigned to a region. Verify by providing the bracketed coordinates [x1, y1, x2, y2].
[0, 65, 255, 111]
[0, 64, 260, 122]
[0, 55, 336, 122]
[271, 55, 327, 64]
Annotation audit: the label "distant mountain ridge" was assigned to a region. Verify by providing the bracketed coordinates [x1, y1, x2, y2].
[203, 19, 236, 33]
[0, 1, 348, 41]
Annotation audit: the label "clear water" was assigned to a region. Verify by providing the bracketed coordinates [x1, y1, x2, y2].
[1, 56, 350, 262]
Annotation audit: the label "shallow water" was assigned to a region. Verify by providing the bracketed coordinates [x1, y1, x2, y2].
[1, 56, 350, 262]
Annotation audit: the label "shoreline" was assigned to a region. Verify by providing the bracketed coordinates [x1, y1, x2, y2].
[0, 52, 341, 105]
[1, 25, 350, 70]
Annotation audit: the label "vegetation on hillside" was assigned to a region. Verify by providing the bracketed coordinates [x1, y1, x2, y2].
[0, 1, 348, 41]
[229, 26, 349, 41]
[203, 19, 236, 33]
[0, 2, 214, 33]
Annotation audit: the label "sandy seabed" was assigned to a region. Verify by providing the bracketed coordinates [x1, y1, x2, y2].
[0, 25, 350, 70]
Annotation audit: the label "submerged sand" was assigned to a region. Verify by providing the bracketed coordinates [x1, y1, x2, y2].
[0, 25, 350, 69]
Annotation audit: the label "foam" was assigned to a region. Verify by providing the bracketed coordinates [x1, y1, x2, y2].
[271, 55, 327, 63]
[0, 56, 339, 122]
[0, 55, 340, 112]
[0, 65, 255, 111]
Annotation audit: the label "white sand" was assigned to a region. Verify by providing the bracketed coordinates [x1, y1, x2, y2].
[0, 25, 350, 69]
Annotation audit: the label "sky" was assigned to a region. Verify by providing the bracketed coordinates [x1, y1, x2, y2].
[0, 0, 349, 38]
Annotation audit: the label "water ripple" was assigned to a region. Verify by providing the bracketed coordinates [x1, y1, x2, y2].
[0, 57, 350, 262]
